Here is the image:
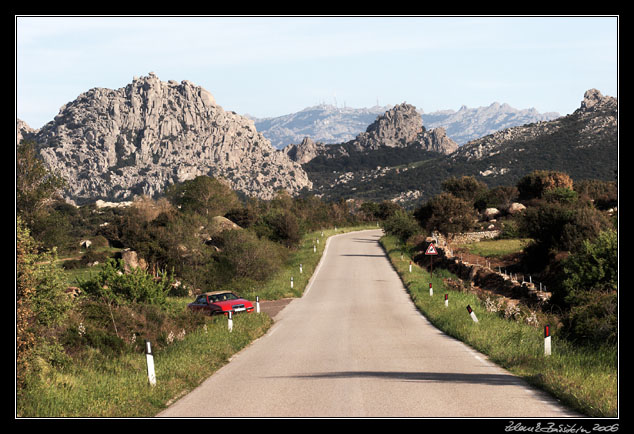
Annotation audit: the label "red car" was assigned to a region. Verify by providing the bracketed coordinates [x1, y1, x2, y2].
[188, 291, 254, 316]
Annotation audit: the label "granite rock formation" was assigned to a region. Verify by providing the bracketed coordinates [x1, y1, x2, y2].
[18, 73, 312, 204]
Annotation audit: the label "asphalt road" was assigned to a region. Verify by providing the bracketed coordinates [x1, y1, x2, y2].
[158, 229, 580, 418]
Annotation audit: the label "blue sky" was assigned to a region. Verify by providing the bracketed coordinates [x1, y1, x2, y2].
[16, 15, 618, 129]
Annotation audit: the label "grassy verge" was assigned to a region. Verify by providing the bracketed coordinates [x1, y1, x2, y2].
[460, 238, 532, 258]
[18, 313, 272, 417]
[18, 224, 375, 417]
[380, 235, 617, 418]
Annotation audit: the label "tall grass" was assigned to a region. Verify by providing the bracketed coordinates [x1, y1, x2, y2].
[380, 235, 617, 418]
[18, 313, 272, 417]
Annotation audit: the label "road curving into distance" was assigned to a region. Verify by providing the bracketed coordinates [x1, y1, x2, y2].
[157, 229, 581, 418]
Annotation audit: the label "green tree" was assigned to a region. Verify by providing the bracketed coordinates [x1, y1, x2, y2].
[165, 176, 239, 218]
[442, 175, 487, 203]
[520, 202, 611, 253]
[561, 229, 618, 301]
[414, 192, 477, 236]
[16, 217, 37, 389]
[382, 209, 421, 242]
[209, 229, 286, 286]
[16, 216, 73, 390]
[558, 229, 617, 345]
[517, 170, 573, 201]
[16, 141, 66, 227]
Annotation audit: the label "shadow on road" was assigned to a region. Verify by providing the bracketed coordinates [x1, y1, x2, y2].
[339, 254, 386, 258]
[272, 371, 525, 386]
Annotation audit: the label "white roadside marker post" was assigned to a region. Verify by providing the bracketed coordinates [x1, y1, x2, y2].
[256, 295, 260, 313]
[409, 261, 412, 273]
[300, 263, 303, 274]
[466, 305, 479, 323]
[145, 340, 156, 387]
[544, 325, 552, 356]
[444, 293, 448, 307]
[290, 276, 294, 289]
[429, 282, 433, 296]
[228, 311, 233, 332]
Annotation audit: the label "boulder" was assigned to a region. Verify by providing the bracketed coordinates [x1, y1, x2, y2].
[483, 208, 500, 220]
[506, 202, 526, 215]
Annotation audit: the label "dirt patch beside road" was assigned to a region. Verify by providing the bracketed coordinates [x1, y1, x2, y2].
[258, 298, 294, 320]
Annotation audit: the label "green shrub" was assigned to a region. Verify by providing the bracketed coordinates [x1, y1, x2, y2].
[78, 259, 175, 306]
[256, 209, 302, 248]
[382, 209, 421, 242]
[517, 170, 574, 201]
[560, 229, 618, 299]
[564, 289, 617, 344]
[209, 229, 287, 287]
[520, 202, 611, 253]
[414, 192, 477, 236]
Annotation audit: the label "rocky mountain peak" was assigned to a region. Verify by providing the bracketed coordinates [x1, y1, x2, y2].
[578, 88, 615, 113]
[355, 103, 423, 149]
[25, 73, 312, 204]
[351, 102, 458, 154]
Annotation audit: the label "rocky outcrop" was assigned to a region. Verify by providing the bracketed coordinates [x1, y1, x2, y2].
[354, 103, 423, 149]
[290, 103, 459, 164]
[417, 126, 459, 154]
[24, 73, 311, 204]
[16, 119, 36, 146]
[252, 104, 389, 149]
[283, 137, 327, 164]
[351, 103, 458, 154]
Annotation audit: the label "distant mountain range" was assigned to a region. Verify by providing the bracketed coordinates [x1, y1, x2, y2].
[303, 89, 617, 206]
[16, 72, 616, 209]
[251, 102, 560, 149]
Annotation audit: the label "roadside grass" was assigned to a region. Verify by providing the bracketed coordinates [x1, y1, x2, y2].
[380, 235, 617, 418]
[18, 313, 272, 417]
[18, 224, 375, 418]
[460, 238, 532, 258]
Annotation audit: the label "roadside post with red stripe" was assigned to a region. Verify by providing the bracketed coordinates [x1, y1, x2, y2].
[544, 325, 551, 356]
[445, 293, 448, 307]
[429, 282, 433, 296]
[466, 305, 479, 323]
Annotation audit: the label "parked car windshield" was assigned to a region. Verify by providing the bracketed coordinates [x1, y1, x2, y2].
[209, 293, 239, 302]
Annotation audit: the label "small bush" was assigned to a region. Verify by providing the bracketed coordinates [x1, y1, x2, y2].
[209, 229, 287, 287]
[382, 209, 421, 242]
[564, 289, 617, 344]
